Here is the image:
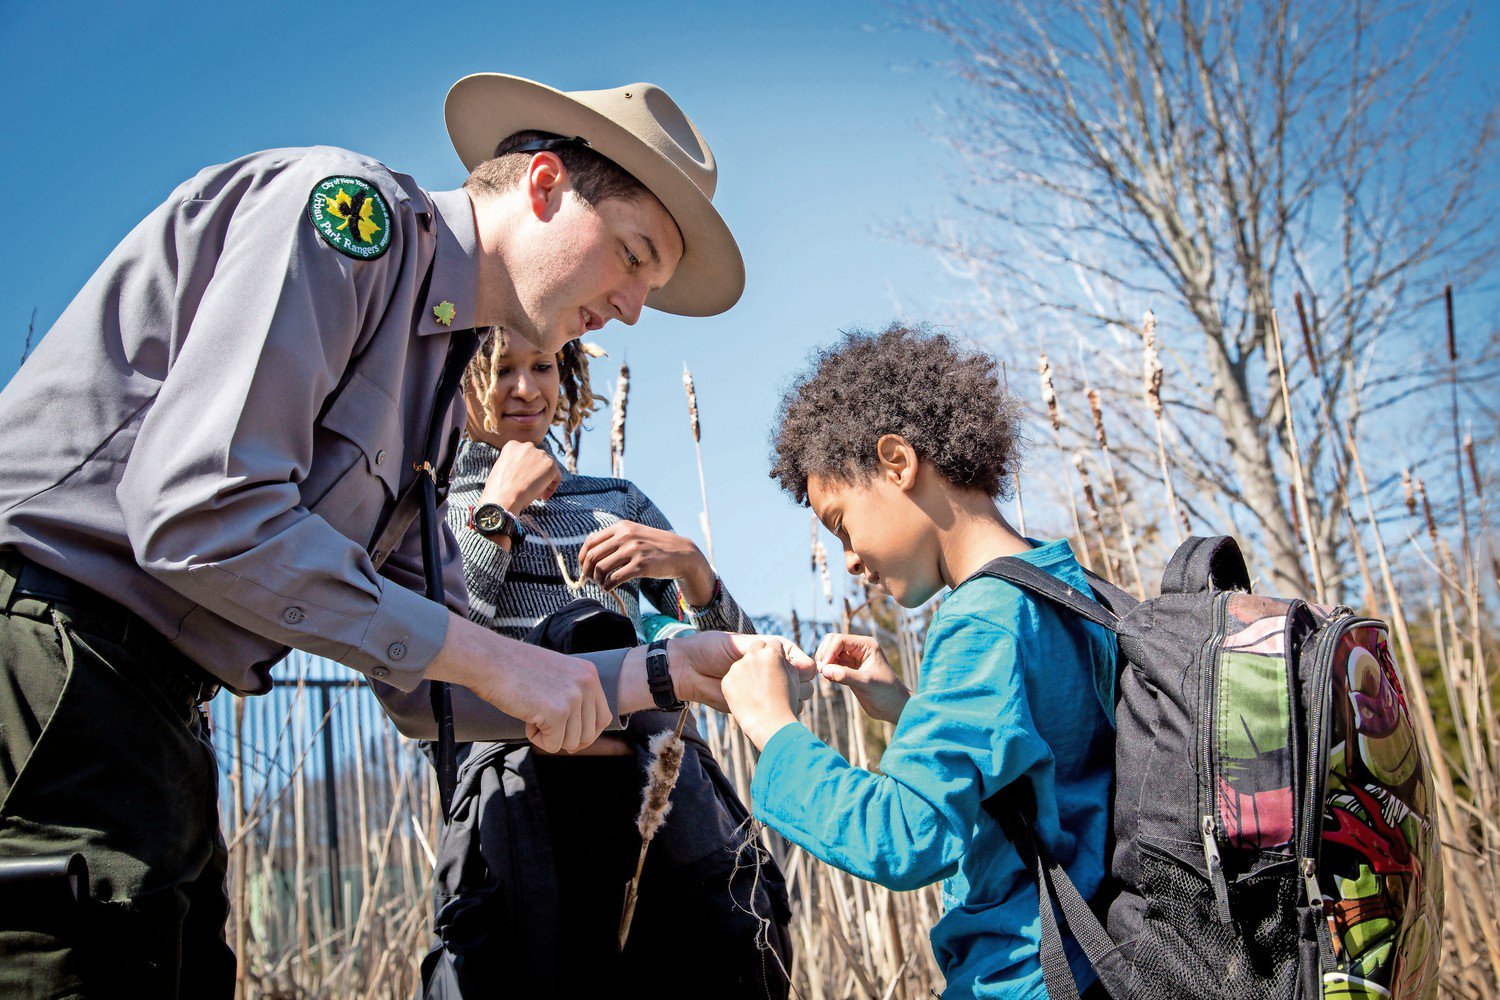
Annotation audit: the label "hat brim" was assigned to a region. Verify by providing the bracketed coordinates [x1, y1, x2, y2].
[445, 74, 744, 318]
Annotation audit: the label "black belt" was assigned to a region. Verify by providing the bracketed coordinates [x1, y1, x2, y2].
[2, 555, 221, 708]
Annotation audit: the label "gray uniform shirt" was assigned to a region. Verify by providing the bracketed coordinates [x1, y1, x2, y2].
[0, 146, 627, 738]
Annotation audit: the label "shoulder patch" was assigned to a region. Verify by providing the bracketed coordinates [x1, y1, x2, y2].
[307, 175, 393, 260]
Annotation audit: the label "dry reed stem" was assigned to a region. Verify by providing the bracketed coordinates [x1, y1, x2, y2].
[683, 364, 717, 566]
[1085, 386, 1146, 596]
[1269, 311, 1327, 603]
[1138, 311, 1184, 545]
[1038, 353, 1092, 569]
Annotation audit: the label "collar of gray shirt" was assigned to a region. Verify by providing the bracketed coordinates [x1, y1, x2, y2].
[414, 187, 482, 337]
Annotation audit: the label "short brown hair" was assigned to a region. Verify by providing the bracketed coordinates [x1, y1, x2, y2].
[464, 130, 650, 206]
[770, 323, 1023, 505]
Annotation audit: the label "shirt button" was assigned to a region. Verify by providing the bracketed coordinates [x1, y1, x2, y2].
[375, 449, 386, 465]
[388, 642, 407, 661]
[282, 607, 305, 624]
[372, 666, 389, 679]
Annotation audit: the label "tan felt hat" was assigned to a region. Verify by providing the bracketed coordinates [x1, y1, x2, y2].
[445, 73, 744, 317]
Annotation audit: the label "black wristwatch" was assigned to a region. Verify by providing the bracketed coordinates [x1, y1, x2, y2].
[645, 639, 687, 711]
[471, 502, 525, 545]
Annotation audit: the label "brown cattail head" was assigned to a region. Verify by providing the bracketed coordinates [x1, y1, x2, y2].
[1416, 477, 1440, 547]
[1087, 388, 1109, 450]
[1039, 353, 1061, 432]
[610, 362, 630, 477]
[790, 608, 802, 650]
[562, 427, 579, 474]
[682, 364, 701, 443]
[1142, 311, 1163, 419]
[1074, 452, 1101, 518]
[1464, 433, 1482, 500]
[1293, 292, 1321, 382]
[1445, 285, 1456, 364]
[1288, 482, 1303, 539]
[1178, 505, 1192, 538]
[1401, 469, 1417, 516]
[636, 729, 685, 841]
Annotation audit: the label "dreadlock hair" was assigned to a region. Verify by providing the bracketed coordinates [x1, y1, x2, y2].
[464, 328, 604, 440]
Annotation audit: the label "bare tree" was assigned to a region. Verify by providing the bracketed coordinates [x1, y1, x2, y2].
[908, 0, 1498, 597]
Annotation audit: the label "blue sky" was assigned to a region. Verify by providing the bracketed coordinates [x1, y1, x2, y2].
[0, 0, 968, 621]
[2, 2, 1494, 622]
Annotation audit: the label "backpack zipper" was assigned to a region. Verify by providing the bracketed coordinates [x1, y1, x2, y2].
[1299, 609, 1368, 969]
[1198, 591, 1234, 924]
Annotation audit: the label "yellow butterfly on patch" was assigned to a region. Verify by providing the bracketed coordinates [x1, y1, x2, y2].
[323, 188, 383, 244]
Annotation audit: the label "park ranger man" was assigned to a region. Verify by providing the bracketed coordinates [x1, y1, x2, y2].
[0, 73, 806, 996]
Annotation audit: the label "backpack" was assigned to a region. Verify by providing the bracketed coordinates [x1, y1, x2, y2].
[973, 535, 1443, 1000]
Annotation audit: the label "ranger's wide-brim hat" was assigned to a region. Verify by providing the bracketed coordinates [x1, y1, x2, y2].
[445, 73, 744, 318]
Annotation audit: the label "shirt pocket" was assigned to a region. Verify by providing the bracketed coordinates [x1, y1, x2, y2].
[305, 373, 402, 544]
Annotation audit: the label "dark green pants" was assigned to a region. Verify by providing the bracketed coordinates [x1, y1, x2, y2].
[0, 582, 234, 998]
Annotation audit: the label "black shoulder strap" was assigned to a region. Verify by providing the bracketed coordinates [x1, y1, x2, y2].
[982, 787, 1137, 999]
[966, 557, 1119, 633]
[1160, 535, 1251, 595]
[418, 330, 481, 820]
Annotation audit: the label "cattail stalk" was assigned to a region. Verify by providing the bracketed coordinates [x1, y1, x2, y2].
[620, 709, 690, 948]
[1001, 361, 1026, 536]
[1040, 354, 1093, 569]
[1141, 311, 1183, 545]
[1085, 387, 1145, 596]
[1269, 311, 1326, 604]
[683, 365, 716, 565]
[610, 361, 630, 478]
[1074, 452, 1117, 579]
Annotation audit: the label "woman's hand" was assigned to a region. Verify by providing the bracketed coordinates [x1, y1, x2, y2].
[721, 642, 807, 750]
[577, 520, 715, 604]
[814, 633, 910, 724]
[480, 440, 561, 516]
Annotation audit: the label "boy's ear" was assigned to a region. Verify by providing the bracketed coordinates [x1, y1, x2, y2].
[875, 434, 919, 491]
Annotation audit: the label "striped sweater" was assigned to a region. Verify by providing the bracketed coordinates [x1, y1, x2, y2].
[446, 438, 753, 640]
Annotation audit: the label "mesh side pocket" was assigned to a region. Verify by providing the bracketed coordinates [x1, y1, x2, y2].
[1133, 842, 1302, 1000]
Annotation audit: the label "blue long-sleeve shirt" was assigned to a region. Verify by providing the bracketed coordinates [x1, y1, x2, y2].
[750, 539, 1116, 998]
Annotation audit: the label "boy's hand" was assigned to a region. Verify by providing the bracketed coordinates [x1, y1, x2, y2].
[721, 642, 807, 749]
[814, 633, 910, 724]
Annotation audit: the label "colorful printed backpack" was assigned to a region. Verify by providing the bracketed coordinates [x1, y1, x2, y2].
[975, 535, 1443, 1000]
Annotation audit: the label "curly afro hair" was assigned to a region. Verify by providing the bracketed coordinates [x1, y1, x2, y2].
[770, 323, 1023, 505]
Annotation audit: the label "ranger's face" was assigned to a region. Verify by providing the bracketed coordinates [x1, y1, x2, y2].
[508, 167, 683, 354]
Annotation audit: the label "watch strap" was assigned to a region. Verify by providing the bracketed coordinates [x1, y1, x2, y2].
[645, 639, 686, 711]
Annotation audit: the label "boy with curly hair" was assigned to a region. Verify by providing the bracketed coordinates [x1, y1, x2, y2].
[721, 324, 1116, 999]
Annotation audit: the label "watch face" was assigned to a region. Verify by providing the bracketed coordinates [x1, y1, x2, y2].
[475, 505, 506, 532]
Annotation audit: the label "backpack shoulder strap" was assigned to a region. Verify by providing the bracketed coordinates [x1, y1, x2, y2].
[1160, 535, 1252, 595]
[967, 557, 1119, 632]
[983, 786, 1138, 999]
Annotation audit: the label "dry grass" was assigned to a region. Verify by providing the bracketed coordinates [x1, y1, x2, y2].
[219, 297, 1497, 997]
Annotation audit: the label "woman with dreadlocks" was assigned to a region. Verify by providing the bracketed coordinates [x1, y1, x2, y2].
[420, 330, 792, 998]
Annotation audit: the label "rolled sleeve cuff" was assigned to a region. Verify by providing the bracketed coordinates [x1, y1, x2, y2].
[576, 647, 629, 731]
[344, 576, 450, 691]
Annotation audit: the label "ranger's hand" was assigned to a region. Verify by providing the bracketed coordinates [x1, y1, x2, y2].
[667, 632, 814, 714]
[427, 614, 610, 753]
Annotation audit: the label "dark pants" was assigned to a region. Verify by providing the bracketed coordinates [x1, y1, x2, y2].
[0, 557, 234, 999]
[422, 747, 794, 999]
